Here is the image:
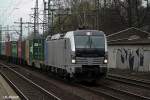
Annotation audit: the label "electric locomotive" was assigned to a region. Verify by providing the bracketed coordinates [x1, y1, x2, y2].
[45, 30, 108, 82]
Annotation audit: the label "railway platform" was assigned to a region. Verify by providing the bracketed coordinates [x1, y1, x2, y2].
[0, 75, 20, 100]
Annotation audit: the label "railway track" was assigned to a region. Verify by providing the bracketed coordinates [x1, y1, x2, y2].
[0, 62, 126, 100]
[0, 72, 28, 100]
[99, 83, 150, 100]
[77, 73, 150, 100]
[78, 82, 150, 100]
[94, 73, 150, 100]
[0, 63, 61, 100]
[77, 84, 121, 100]
[107, 74, 150, 90]
[2, 61, 150, 100]
[0, 62, 85, 100]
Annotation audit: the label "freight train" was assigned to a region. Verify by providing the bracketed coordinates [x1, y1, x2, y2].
[0, 30, 108, 82]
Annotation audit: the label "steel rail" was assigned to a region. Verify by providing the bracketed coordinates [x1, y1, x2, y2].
[1, 63, 61, 100]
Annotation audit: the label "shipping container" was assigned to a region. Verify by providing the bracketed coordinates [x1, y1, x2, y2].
[0, 42, 6, 60]
[29, 38, 44, 68]
[0, 42, 1, 56]
[0, 33, 1, 56]
[5, 41, 11, 61]
[1, 42, 6, 56]
[44, 40, 48, 65]
[25, 40, 30, 65]
[11, 41, 18, 64]
[22, 41, 26, 63]
[33, 39, 44, 61]
[18, 41, 26, 64]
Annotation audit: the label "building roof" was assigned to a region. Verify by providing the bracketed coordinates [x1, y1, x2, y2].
[107, 27, 150, 45]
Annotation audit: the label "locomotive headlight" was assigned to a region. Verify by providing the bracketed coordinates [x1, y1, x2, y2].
[71, 53, 76, 64]
[104, 59, 108, 64]
[72, 59, 76, 64]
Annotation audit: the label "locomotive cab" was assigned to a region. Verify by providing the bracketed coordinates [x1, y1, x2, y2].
[64, 30, 108, 81]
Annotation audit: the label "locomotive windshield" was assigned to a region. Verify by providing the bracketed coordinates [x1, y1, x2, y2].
[74, 31, 106, 57]
[74, 35, 105, 49]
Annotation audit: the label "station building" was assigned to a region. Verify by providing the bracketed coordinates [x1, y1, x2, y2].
[107, 27, 150, 72]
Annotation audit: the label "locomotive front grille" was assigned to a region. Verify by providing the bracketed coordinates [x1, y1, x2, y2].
[76, 57, 104, 65]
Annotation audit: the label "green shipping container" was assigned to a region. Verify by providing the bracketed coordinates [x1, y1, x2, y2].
[29, 40, 33, 65]
[29, 39, 44, 65]
[11, 41, 18, 64]
[11, 41, 18, 57]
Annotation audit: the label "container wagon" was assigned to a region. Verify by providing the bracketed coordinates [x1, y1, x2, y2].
[44, 30, 108, 82]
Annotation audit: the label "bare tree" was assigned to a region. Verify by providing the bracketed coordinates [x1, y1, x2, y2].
[113, 0, 149, 27]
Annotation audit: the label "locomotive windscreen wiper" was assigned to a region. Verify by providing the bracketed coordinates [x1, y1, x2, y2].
[84, 36, 97, 49]
[90, 37, 96, 48]
[84, 36, 91, 48]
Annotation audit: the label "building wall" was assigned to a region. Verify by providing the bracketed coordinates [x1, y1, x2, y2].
[108, 45, 150, 72]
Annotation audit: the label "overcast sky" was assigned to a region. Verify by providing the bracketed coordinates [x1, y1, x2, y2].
[0, 0, 45, 26]
[0, 0, 47, 41]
